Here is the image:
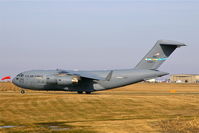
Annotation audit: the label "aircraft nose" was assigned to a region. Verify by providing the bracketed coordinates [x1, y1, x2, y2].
[12, 77, 18, 86]
[12, 77, 16, 84]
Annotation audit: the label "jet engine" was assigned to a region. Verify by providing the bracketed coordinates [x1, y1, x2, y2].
[57, 76, 79, 85]
[46, 75, 79, 85]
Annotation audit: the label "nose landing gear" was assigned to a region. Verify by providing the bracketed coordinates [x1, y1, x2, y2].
[20, 89, 25, 94]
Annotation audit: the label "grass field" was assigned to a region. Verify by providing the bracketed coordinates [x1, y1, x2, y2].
[1, 82, 199, 133]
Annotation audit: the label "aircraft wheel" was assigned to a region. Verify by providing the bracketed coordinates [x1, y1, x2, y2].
[85, 91, 91, 94]
[77, 91, 83, 94]
[20, 90, 25, 94]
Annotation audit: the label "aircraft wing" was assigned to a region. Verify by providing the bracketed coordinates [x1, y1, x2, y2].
[58, 70, 113, 81]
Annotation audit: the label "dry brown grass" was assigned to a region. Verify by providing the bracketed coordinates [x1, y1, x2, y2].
[0, 82, 199, 133]
[159, 118, 199, 133]
[0, 82, 20, 91]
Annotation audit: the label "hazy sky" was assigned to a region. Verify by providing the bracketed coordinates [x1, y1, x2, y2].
[0, 0, 199, 77]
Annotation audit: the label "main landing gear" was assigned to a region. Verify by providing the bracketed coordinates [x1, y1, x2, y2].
[77, 91, 83, 94]
[85, 91, 91, 94]
[20, 89, 25, 94]
[77, 91, 92, 94]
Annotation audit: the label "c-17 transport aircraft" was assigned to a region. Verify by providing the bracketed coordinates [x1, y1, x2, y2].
[13, 40, 186, 94]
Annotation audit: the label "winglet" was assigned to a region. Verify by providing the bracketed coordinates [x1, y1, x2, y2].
[105, 71, 113, 81]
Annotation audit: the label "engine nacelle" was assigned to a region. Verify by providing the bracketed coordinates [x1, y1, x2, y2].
[57, 76, 79, 85]
[46, 75, 79, 85]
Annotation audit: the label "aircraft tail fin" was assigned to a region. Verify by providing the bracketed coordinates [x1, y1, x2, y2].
[135, 40, 186, 70]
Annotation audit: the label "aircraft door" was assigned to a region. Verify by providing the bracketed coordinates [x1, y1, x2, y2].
[19, 78, 24, 84]
[35, 76, 45, 85]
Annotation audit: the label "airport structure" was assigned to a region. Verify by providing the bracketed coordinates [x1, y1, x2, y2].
[170, 74, 199, 83]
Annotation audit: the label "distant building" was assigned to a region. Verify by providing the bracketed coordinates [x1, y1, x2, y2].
[170, 74, 199, 83]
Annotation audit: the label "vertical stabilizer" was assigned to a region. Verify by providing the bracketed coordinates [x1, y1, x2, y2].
[135, 40, 186, 70]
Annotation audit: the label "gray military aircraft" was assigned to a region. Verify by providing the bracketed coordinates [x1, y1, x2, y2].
[12, 40, 186, 94]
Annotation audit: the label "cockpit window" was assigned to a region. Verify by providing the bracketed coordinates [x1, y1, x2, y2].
[17, 73, 24, 77]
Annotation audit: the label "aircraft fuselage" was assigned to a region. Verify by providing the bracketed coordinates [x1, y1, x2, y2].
[12, 69, 168, 92]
